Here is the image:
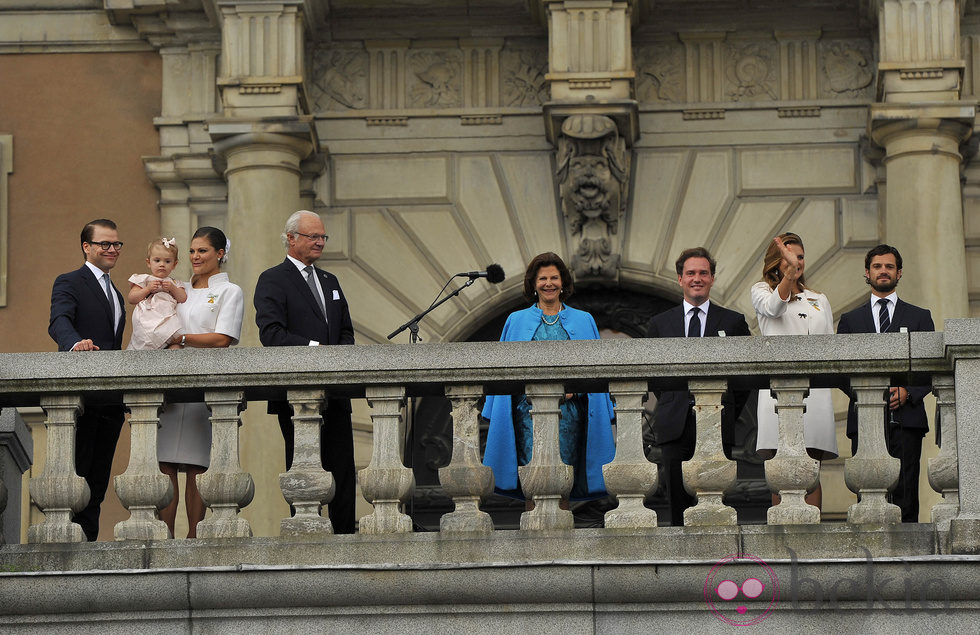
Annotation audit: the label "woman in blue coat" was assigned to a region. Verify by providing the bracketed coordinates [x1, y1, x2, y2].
[482, 252, 616, 502]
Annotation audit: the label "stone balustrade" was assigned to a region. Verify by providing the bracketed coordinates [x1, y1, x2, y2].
[1, 320, 980, 568]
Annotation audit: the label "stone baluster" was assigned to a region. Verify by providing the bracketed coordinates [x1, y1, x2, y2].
[683, 380, 737, 526]
[280, 389, 335, 536]
[438, 384, 494, 534]
[359, 386, 414, 534]
[929, 374, 959, 532]
[519, 383, 574, 531]
[28, 395, 89, 543]
[765, 378, 820, 525]
[843, 376, 901, 524]
[113, 392, 172, 540]
[602, 380, 658, 528]
[197, 391, 254, 538]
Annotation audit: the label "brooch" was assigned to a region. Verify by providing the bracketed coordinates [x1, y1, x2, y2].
[807, 298, 821, 311]
[207, 292, 218, 310]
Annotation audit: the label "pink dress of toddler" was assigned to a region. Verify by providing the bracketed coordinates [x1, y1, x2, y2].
[127, 274, 183, 350]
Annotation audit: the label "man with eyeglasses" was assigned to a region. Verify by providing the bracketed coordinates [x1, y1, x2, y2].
[254, 209, 356, 533]
[48, 218, 127, 541]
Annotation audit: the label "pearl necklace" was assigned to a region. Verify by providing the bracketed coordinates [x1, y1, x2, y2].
[540, 305, 562, 325]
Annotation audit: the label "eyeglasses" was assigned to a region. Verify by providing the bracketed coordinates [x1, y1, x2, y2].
[87, 241, 124, 251]
[295, 232, 328, 243]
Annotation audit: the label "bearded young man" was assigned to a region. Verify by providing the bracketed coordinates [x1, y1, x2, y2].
[837, 244, 935, 523]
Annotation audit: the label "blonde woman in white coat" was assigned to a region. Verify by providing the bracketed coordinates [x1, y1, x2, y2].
[751, 233, 837, 510]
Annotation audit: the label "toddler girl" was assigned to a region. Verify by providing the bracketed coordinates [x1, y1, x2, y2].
[127, 237, 188, 349]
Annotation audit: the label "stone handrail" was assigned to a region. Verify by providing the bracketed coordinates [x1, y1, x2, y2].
[1, 319, 979, 555]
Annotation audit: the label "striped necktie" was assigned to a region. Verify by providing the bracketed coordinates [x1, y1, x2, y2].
[877, 298, 890, 333]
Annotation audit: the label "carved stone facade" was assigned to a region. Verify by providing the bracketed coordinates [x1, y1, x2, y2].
[2, 0, 980, 537]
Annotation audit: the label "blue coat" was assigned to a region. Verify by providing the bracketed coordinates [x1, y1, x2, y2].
[482, 305, 616, 500]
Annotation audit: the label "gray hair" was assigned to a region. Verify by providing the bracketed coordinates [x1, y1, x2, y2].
[281, 210, 321, 250]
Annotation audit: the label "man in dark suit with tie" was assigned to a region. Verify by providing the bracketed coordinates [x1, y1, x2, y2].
[48, 218, 127, 541]
[645, 247, 750, 526]
[837, 244, 934, 522]
[254, 210, 357, 533]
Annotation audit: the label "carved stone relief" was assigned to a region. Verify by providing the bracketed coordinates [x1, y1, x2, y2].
[725, 42, 778, 101]
[408, 50, 462, 108]
[501, 47, 549, 107]
[635, 44, 685, 104]
[310, 48, 369, 111]
[556, 115, 630, 279]
[819, 41, 875, 98]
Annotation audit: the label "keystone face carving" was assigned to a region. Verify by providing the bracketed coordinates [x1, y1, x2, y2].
[556, 114, 630, 279]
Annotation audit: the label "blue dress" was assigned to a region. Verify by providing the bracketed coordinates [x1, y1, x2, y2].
[482, 305, 616, 500]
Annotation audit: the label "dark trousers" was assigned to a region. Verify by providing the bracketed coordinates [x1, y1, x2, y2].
[656, 414, 697, 527]
[278, 404, 356, 534]
[851, 424, 924, 523]
[74, 406, 125, 541]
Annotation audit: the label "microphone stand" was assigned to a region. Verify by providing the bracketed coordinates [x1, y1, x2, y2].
[387, 276, 477, 343]
[387, 274, 477, 530]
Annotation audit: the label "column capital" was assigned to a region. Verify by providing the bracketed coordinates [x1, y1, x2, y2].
[869, 103, 975, 160]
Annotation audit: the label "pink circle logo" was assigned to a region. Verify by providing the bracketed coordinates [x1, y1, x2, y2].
[704, 553, 779, 625]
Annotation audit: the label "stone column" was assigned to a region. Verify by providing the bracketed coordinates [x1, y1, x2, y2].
[765, 378, 820, 525]
[212, 127, 313, 346]
[113, 392, 172, 541]
[870, 0, 974, 325]
[359, 386, 414, 534]
[438, 385, 494, 534]
[945, 320, 980, 553]
[603, 380, 658, 528]
[28, 395, 89, 544]
[197, 390, 254, 538]
[928, 374, 959, 533]
[279, 390, 334, 536]
[843, 377, 901, 524]
[683, 380, 737, 526]
[870, 114, 972, 324]
[519, 383, 574, 531]
[210, 0, 316, 346]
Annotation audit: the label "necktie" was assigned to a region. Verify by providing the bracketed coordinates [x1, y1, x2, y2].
[101, 273, 116, 326]
[304, 266, 327, 319]
[687, 307, 701, 338]
[877, 298, 890, 333]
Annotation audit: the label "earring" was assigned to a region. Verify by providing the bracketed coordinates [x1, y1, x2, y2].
[534, 290, 538, 296]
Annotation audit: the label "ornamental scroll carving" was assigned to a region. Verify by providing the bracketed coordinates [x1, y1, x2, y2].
[502, 48, 549, 106]
[635, 44, 684, 104]
[820, 42, 874, 98]
[556, 115, 630, 279]
[310, 49, 368, 111]
[408, 51, 462, 108]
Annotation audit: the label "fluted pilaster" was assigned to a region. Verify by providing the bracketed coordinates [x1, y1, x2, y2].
[359, 386, 414, 534]
[438, 384, 494, 534]
[603, 380, 658, 528]
[28, 395, 89, 544]
[113, 392, 171, 541]
[197, 390, 254, 538]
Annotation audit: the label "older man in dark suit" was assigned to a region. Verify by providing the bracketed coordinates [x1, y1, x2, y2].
[838, 244, 934, 522]
[254, 210, 356, 533]
[48, 218, 127, 541]
[645, 247, 750, 526]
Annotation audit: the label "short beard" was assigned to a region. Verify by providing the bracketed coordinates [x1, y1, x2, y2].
[866, 275, 899, 294]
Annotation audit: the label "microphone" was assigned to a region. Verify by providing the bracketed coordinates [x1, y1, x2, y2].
[456, 264, 505, 284]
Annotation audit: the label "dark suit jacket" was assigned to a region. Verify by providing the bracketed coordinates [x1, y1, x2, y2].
[837, 297, 935, 436]
[49, 265, 125, 352]
[645, 302, 751, 445]
[254, 258, 355, 413]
